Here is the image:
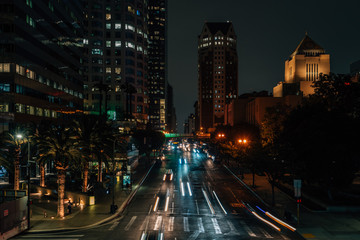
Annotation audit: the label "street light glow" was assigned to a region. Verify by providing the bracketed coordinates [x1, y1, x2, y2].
[16, 134, 23, 139]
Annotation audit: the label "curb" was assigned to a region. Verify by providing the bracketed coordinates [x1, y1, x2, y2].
[27, 163, 155, 234]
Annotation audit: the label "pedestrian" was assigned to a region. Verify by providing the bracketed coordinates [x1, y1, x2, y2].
[68, 200, 72, 214]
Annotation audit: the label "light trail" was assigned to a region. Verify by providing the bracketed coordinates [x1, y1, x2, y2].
[252, 211, 281, 231]
[153, 196, 160, 212]
[202, 188, 215, 214]
[179, 158, 182, 164]
[187, 182, 192, 196]
[164, 196, 170, 211]
[180, 182, 185, 196]
[184, 158, 187, 164]
[213, 190, 227, 214]
[256, 206, 296, 232]
[163, 174, 166, 181]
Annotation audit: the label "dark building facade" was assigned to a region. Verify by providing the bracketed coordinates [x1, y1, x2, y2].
[83, 0, 149, 126]
[351, 60, 360, 74]
[197, 22, 238, 131]
[166, 83, 176, 132]
[0, 0, 84, 132]
[148, 0, 167, 130]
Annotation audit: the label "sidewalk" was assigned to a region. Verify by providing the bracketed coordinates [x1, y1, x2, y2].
[27, 163, 153, 233]
[236, 171, 360, 240]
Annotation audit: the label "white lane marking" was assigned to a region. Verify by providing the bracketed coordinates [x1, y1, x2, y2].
[241, 220, 256, 237]
[184, 216, 190, 232]
[213, 190, 227, 214]
[168, 216, 174, 231]
[148, 205, 153, 215]
[154, 216, 162, 230]
[171, 201, 174, 213]
[198, 218, 205, 233]
[187, 182, 192, 196]
[180, 182, 185, 196]
[281, 234, 291, 240]
[108, 221, 119, 231]
[211, 218, 222, 234]
[124, 216, 137, 231]
[195, 200, 200, 215]
[260, 228, 273, 238]
[139, 216, 150, 230]
[227, 220, 239, 235]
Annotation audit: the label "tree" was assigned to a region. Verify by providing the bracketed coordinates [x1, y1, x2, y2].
[72, 115, 114, 190]
[35, 125, 81, 217]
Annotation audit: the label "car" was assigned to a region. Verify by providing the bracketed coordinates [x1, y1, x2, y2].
[163, 169, 173, 181]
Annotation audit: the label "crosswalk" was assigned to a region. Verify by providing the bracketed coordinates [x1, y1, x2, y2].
[12, 234, 84, 240]
[116, 215, 290, 239]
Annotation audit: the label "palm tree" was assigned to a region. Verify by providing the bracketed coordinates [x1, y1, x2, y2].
[2, 126, 31, 190]
[35, 125, 81, 217]
[94, 81, 112, 117]
[72, 115, 113, 191]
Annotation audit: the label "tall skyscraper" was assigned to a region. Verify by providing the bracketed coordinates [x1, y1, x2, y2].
[0, 0, 84, 132]
[273, 34, 330, 97]
[197, 22, 238, 131]
[166, 83, 176, 132]
[148, 0, 167, 130]
[83, 0, 149, 126]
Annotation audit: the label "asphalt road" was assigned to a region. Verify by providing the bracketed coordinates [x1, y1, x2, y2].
[14, 147, 304, 240]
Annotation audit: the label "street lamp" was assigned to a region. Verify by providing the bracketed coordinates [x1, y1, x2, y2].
[16, 134, 31, 231]
[238, 139, 247, 144]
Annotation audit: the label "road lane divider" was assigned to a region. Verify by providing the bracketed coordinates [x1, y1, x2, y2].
[211, 218, 222, 234]
[213, 190, 227, 214]
[202, 188, 215, 214]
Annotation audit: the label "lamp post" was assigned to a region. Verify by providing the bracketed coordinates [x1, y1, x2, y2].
[16, 134, 31, 230]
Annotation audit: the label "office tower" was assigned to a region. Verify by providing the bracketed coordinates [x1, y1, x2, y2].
[273, 34, 330, 97]
[198, 22, 238, 131]
[166, 83, 176, 132]
[148, 0, 167, 130]
[83, 0, 149, 125]
[0, 0, 84, 132]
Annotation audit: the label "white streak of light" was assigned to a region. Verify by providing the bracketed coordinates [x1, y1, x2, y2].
[202, 188, 215, 214]
[213, 191, 227, 214]
[153, 196, 160, 212]
[184, 158, 187, 164]
[187, 182, 192, 196]
[252, 211, 281, 231]
[164, 196, 170, 211]
[266, 212, 296, 232]
[163, 174, 166, 181]
[211, 218, 222, 234]
[140, 232, 146, 240]
[181, 182, 185, 196]
[179, 158, 182, 164]
[170, 173, 173, 181]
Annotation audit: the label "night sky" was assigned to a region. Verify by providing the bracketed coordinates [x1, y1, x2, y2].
[168, 0, 360, 132]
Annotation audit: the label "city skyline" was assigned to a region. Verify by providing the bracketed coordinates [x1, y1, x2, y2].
[168, 0, 360, 131]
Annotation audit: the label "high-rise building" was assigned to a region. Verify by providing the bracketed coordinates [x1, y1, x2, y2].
[350, 60, 360, 74]
[148, 0, 167, 130]
[83, 0, 149, 126]
[197, 22, 238, 131]
[273, 34, 330, 97]
[166, 83, 176, 132]
[0, 0, 84, 132]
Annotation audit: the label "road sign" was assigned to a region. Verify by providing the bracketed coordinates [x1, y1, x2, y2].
[294, 179, 301, 197]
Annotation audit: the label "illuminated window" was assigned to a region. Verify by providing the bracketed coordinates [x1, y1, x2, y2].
[106, 14, 111, 20]
[106, 68, 111, 73]
[115, 68, 121, 74]
[106, 41, 111, 47]
[106, 23, 111, 29]
[26, 0, 32, 8]
[115, 41, 121, 47]
[0, 63, 10, 72]
[125, 42, 135, 49]
[0, 103, 9, 112]
[136, 46, 142, 52]
[125, 24, 135, 32]
[115, 23, 121, 29]
[91, 49, 103, 55]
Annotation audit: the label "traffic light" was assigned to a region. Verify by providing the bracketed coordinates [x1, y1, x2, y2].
[296, 198, 302, 203]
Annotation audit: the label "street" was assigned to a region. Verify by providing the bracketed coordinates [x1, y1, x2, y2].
[13, 147, 303, 240]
